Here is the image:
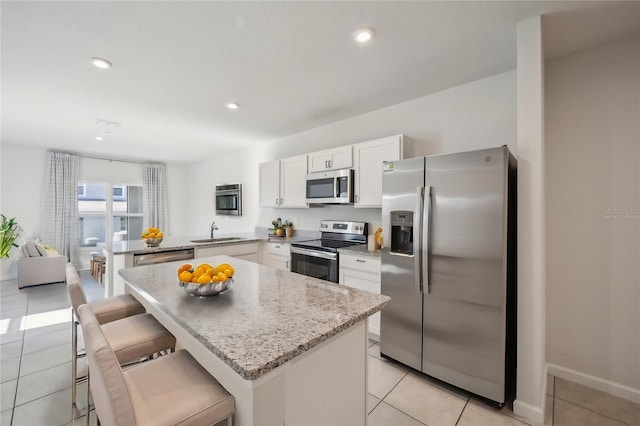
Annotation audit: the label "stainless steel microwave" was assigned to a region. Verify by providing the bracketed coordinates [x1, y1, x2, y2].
[215, 184, 242, 215]
[305, 169, 354, 204]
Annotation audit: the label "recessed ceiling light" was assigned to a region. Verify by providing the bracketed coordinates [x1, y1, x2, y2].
[95, 136, 104, 141]
[354, 28, 374, 43]
[226, 103, 239, 110]
[90, 57, 112, 69]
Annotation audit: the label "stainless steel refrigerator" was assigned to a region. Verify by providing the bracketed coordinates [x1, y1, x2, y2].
[380, 146, 516, 406]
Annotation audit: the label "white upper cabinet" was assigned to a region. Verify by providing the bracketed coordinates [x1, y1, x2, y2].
[279, 155, 308, 208]
[259, 160, 281, 207]
[353, 135, 414, 208]
[259, 155, 308, 208]
[307, 146, 352, 173]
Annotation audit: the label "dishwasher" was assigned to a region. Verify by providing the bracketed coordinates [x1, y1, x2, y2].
[133, 248, 194, 266]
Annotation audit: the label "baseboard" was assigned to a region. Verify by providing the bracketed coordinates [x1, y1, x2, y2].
[513, 399, 545, 424]
[547, 362, 640, 404]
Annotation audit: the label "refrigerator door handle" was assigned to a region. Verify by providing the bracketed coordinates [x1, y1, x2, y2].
[415, 186, 424, 293]
[424, 185, 432, 294]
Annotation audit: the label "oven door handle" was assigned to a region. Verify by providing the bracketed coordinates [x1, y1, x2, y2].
[291, 247, 338, 261]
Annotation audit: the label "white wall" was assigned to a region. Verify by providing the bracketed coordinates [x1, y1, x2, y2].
[513, 16, 547, 423]
[545, 34, 640, 399]
[187, 70, 517, 236]
[0, 143, 189, 277]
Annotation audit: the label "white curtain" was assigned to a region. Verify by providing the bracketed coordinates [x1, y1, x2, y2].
[41, 151, 79, 264]
[143, 163, 168, 232]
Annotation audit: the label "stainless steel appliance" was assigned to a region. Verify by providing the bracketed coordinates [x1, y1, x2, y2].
[133, 248, 194, 266]
[305, 169, 354, 204]
[291, 220, 367, 282]
[380, 146, 516, 406]
[215, 184, 242, 216]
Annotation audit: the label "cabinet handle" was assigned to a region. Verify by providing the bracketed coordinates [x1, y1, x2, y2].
[355, 194, 359, 203]
[286, 260, 290, 269]
[280, 198, 283, 205]
[275, 245, 280, 248]
[275, 198, 279, 206]
[356, 259, 365, 263]
[328, 160, 332, 168]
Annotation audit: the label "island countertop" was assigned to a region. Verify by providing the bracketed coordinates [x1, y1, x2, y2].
[119, 255, 390, 381]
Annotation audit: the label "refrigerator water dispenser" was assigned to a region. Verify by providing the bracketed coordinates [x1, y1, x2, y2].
[390, 211, 414, 255]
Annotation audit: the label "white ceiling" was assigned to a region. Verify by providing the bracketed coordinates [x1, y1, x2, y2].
[2, 1, 639, 163]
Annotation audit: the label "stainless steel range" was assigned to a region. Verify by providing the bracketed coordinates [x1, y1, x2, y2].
[291, 220, 368, 283]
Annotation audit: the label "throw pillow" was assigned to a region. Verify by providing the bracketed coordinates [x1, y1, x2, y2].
[24, 241, 43, 257]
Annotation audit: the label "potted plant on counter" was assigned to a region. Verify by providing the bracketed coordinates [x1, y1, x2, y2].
[285, 221, 294, 238]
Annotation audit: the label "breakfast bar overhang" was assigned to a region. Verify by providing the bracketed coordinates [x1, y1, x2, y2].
[119, 255, 390, 425]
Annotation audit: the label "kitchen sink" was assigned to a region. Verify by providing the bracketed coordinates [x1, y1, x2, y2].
[189, 237, 247, 243]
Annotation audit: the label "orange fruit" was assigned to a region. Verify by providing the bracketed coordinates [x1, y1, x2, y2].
[205, 268, 214, 277]
[191, 276, 198, 283]
[178, 264, 193, 273]
[179, 270, 193, 282]
[197, 274, 211, 284]
[212, 275, 221, 283]
[217, 272, 228, 282]
[199, 263, 213, 271]
[223, 268, 233, 277]
[193, 269, 203, 279]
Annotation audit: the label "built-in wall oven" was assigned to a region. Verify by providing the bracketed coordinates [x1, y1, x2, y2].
[215, 184, 242, 216]
[291, 220, 367, 283]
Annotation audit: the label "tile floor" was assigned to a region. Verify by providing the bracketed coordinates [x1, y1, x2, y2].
[2, 272, 639, 426]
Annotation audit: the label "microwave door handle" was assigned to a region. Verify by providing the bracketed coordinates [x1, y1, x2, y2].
[423, 186, 432, 294]
[335, 177, 339, 198]
[415, 187, 424, 294]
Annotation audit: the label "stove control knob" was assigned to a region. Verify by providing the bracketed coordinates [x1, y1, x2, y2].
[354, 226, 359, 231]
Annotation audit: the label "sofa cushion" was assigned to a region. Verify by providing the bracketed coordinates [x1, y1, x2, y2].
[23, 240, 43, 257]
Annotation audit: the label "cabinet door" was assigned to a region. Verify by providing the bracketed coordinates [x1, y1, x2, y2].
[280, 155, 308, 208]
[308, 146, 353, 172]
[353, 136, 402, 208]
[339, 264, 381, 339]
[259, 160, 281, 207]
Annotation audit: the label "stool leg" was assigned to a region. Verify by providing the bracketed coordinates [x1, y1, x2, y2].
[72, 317, 77, 406]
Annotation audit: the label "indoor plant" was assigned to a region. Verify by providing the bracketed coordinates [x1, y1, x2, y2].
[0, 214, 20, 258]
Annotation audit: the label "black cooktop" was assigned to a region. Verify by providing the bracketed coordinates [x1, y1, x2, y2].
[291, 238, 361, 253]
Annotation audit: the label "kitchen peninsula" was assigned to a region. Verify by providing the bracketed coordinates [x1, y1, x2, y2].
[120, 256, 390, 425]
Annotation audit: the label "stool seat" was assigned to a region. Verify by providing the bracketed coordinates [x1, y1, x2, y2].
[102, 313, 177, 365]
[79, 305, 235, 426]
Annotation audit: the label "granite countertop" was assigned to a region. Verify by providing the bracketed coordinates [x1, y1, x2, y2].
[104, 232, 264, 255]
[104, 230, 320, 255]
[119, 255, 390, 381]
[338, 245, 382, 258]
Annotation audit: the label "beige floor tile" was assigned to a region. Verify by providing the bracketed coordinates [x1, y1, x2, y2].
[368, 342, 383, 360]
[555, 377, 640, 426]
[12, 387, 73, 426]
[458, 400, 529, 426]
[367, 392, 381, 414]
[0, 340, 23, 361]
[367, 355, 409, 399]
[22, 327, 71, 355]
[384, 372, 468, 426]
[1, 357, 20, 383]
[18, 342, 71, 376]
[1, 409, 13, 425]
[368, 401, 426, 426]
[545, 395, 553, 426]
[1, 379, 17, 413]
[15, 362, 71, 406]
[554, 398, 629, 426]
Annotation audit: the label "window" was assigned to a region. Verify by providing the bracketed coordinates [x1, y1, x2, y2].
[78, 182, 143, 247]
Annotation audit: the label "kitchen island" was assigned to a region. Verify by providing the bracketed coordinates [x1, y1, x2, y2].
[119, 255, 390, 425]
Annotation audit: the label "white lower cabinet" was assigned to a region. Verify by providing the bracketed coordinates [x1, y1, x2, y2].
[339, 253, 381, 340]
[262, 242, 291, 271]
[195, 243, 260, 263]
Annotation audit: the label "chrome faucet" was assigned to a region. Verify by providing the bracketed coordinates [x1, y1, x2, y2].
[210, 221, 219, 238]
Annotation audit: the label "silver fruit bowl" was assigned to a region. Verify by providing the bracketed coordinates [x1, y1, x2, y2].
[143, 237, 163, 247]
[179, 278, 233, 297]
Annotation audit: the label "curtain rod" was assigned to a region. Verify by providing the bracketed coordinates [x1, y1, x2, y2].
[81, 154, 164, 165]
[48, 150, 163, 165]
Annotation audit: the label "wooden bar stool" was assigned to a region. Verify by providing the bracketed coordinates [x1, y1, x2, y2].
[65, 263, 176, 416]
[79, 304, 235, 426]
[89, 252, 100, 277]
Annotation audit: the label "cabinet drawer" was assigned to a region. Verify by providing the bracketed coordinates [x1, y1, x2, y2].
[340, 254, 380, 273]
[196, 242, 259, 259]
[265, 242, 290, 255]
